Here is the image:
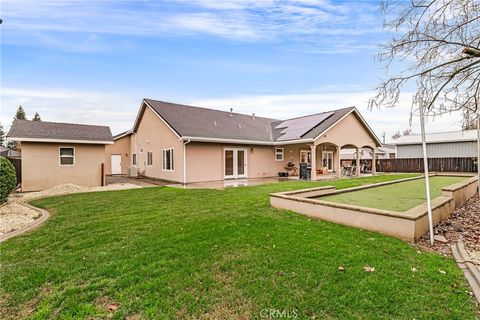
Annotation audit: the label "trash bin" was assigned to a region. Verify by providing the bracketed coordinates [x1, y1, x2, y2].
[299, 163, 311, 180]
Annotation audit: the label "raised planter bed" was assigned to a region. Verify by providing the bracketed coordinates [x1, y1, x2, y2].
[270, 173, 477, 242]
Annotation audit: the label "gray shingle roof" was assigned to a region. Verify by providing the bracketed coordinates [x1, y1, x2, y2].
[7, 120, 113, 143]
[144, 99, 277, 142]
[142, 99, 365, 144]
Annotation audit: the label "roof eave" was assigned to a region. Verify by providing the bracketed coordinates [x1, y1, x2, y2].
[6, 137, 114, 145]
[182, 136, 314, 145]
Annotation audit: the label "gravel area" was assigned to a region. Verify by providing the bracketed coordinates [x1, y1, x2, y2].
[17, 183, 143, 201]
[1, 183, 144, 237]
[417, 195, 480, 265]
[0, 202, 41, 236]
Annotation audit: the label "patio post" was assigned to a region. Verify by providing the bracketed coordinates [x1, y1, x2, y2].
[335, 146, 341, 178]
[371, 148, 376, 175]
[310, 144, 317, 180]
[355, 147, 361, 176]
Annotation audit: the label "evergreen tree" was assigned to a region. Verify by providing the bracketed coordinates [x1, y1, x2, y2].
[32, 112, 41, 121]
[14, 105, 27, 120]
[8, 105, 27, 151]
[0, 122, 5, 147]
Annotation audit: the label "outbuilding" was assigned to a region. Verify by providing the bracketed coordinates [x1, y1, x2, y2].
[7, 120, 113, 191]
[394, 130, 478, 159]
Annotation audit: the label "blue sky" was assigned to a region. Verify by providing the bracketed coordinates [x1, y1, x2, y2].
[0, 0, 463, 141]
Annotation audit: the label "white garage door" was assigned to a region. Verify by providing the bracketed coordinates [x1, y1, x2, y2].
[111, 155, 122, 175]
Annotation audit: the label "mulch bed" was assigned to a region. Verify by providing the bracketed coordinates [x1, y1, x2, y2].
[416, 195, 480, 263]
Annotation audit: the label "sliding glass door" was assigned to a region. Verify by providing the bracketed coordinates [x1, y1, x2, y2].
[224, 148, 247, 179]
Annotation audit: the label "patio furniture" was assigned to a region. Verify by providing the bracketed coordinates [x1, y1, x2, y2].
[285, 162, 297, 176]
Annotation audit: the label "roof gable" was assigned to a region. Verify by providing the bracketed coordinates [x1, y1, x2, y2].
[133, 99, 379, 145]
[7, 120, 113, 144]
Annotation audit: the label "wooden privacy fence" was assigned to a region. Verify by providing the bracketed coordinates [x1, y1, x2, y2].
[7, 157, 22, 185]
[376, 158, 478, 173]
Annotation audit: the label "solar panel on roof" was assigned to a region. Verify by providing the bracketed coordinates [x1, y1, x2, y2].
[275, 112, 334, 141]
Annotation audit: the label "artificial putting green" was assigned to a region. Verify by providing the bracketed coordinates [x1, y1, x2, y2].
[318, 176, 468, 212]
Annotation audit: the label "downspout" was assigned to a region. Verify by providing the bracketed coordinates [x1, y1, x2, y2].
[183, 138, 191, 185]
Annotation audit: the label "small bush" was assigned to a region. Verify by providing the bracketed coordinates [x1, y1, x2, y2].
[0, 156, 16, 202]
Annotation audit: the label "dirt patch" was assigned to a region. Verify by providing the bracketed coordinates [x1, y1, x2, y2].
[417, 195, 480, 265]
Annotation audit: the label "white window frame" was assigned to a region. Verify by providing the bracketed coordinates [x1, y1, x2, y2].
[59, 147, 75, 166]
[275, 147, 284, 161]
[132, 153, 137, 166]
[147, 151, 153, 166]
[162, 148, 174, 171]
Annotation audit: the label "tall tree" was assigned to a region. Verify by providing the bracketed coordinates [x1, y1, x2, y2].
[0, 122, 5, 147]
[370, 0, 480, 124]
[32, 112, 41, 121]
[8, 105, 27, 151]
[14, 105, 27, 120]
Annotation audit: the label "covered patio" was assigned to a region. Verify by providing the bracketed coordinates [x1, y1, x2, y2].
[277, 142, 377, 180]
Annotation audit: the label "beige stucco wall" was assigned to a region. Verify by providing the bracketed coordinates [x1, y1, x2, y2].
[315, 113, 377, 148]
[185, 143, 287, 183]
[133, 106, 185, 182]
[131, 108, 377, 183]
[21, 142, 105, 192]
[105, 135, 131, 175]
[184, 143, 343, 183]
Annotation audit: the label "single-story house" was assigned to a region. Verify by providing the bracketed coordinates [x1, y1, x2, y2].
[394, 130, 478, 159]
[105, 99, 382, 183]
[7, 120, 113, 191]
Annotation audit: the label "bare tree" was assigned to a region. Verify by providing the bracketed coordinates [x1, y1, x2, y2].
[370, 0, 480, 122]
[403, 128, 412, 136]
[392, 130, 402, 140]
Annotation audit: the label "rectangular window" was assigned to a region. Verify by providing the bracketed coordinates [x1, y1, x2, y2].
[275, 147, 284, 161]
[132, 153, 137, 165]
[162, 148, 174, 171]
[59, 147, 75, 165]
[147, 152, 153, 166]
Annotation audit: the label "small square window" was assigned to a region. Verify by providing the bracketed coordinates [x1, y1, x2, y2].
[275, 148, 284, 161]
[59, 147, 75, 165]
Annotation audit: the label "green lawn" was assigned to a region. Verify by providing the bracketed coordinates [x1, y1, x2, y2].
[1, 174, 478, 319]
[319, 175, 468, 212]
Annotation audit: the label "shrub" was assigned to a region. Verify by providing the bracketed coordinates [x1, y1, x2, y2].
[0, 156, 16, 202]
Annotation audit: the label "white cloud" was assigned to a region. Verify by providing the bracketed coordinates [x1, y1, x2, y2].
[1, 86, 464, 142]
[1, 87, 140, 134]
[193, 91, 464, 143]
[1, 0, 384, 52]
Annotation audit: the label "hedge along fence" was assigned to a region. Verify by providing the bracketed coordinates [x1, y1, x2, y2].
[0, 156, 17, 202]
[376, 158, 478, 173]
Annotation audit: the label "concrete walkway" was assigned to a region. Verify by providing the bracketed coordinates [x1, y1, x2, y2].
[106, 175, 166, 187]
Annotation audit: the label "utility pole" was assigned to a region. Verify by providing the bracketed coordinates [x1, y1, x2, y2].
[419, 99, 434, 246]
[477, 115, 480, 197]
